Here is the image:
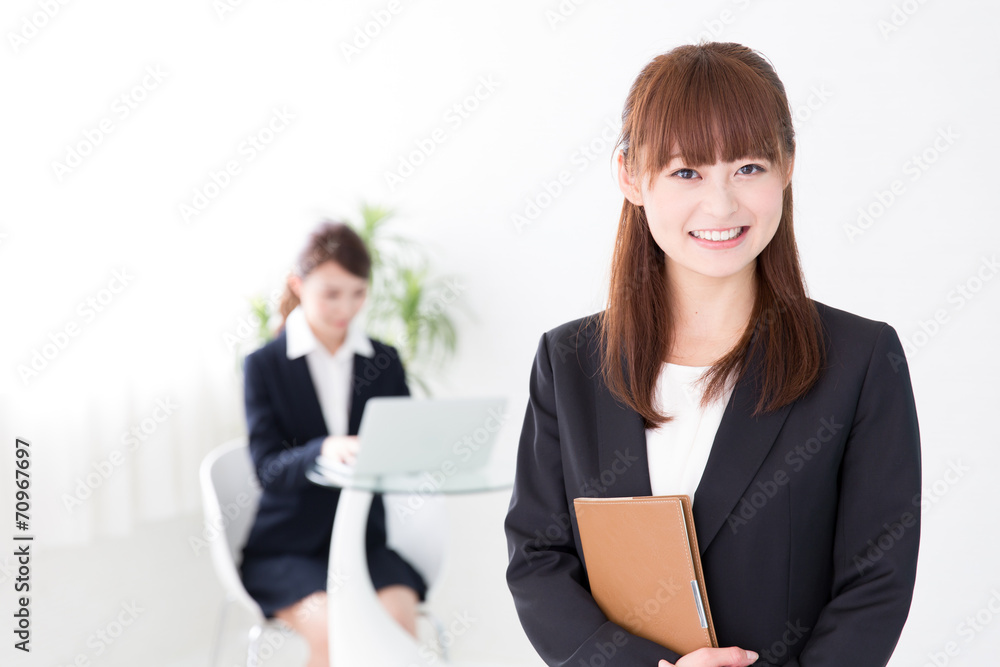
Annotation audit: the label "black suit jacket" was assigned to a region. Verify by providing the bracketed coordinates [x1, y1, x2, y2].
[240, 328, 409, 559]
[504, 299, 921, 667]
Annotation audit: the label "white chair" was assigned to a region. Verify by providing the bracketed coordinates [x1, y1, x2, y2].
[199, 436, 283, 667]
[383, 492, 451, 658]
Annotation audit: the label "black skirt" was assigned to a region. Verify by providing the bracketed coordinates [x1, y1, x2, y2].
[239, 495, 429, 620]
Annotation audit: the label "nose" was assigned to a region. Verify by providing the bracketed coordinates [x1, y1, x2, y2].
[702, 180, 738, 219]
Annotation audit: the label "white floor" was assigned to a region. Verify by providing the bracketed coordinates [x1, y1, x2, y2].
[17, 492, 543, 667]
[25, 513, 303, 667]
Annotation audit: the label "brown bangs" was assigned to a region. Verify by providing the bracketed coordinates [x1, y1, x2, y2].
[623, 47, 792, 190]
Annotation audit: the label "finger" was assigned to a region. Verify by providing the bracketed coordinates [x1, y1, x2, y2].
[658, 661, 674, 667]
[726, 647, 758, 665]
[681, 647, 758, 667]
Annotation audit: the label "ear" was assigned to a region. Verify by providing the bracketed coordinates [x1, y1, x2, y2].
[616, 150, 644, 206]
[783, 155, 795, 188]
[287, 272, 302, 299]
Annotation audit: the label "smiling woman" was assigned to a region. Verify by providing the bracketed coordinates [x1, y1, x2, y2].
[505, 42, 921, 667]
[604, 41, 810, 415]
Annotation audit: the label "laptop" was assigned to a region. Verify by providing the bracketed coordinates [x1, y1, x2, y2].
[315, 396, 507, 479]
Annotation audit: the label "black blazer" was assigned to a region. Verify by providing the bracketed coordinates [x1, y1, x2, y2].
[240, 328, 409, 559]
[504, 299, 921, 667]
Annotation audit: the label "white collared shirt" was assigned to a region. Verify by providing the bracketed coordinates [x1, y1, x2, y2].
[285, 305, 375, 437]
[645, 363, 734, 505]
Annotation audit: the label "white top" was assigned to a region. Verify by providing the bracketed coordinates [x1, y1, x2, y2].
[284, 305, 375, 437]
[645, 363, 735, 505]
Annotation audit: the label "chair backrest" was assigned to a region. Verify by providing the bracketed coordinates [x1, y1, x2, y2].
[199, 436, 263, 616]
[383, 494, 449, 588]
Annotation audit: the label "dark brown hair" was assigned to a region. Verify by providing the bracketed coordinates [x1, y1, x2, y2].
[276, 220, 372, 335]
[598, 41, 825, 429]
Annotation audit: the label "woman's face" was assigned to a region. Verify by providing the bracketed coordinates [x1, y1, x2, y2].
[618, 148, 792, 287]
[291, 260, 368, 342]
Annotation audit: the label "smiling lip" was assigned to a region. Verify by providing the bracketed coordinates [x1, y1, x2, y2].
[688, 226, 748, 249]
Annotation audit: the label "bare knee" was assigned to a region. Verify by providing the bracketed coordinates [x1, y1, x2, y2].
[274, 592, 329, 665]
[377, 585, 420, 638]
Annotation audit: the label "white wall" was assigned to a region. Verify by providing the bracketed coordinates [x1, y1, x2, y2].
[2, 0, 998, 665]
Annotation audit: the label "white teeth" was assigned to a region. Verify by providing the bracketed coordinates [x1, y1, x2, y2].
[691, 227, 743, 241]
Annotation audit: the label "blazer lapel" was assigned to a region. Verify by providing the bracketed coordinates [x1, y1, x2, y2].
[595, 376, 654, 498]
[691, 346, 793, 555]
[348, 353, 374, 435]
[286, 349, 375, 438]
[277, 325, 377, 440]
[593, 332, 793, 556]
[284, 352, 330, 439]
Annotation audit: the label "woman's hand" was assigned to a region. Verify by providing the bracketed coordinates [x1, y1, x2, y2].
[659, 647, 759, 667]
[322, 435, 359, 464]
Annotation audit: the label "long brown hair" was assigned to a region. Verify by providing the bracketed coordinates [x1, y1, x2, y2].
[598, 42, 825, 429]
[275, 220, 372, 335]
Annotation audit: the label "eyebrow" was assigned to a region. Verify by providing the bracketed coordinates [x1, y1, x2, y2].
[667, 155, 771, 166]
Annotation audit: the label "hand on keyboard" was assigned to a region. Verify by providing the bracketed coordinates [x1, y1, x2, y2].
[321, 435, 359, 465]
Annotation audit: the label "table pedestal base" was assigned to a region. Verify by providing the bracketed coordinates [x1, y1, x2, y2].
[328, 487, 439, 666]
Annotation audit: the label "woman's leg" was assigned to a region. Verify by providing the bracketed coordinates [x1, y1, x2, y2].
[273, 585, 420, 665]
[376, 584, 420, 638]
[273, 591, 329, 667]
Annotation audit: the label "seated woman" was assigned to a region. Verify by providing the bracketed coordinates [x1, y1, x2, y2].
[239, 220, 428, 667]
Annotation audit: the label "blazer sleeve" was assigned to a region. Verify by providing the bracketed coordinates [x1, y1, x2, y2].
[243, 350, 325, 493]
[784, 324, 922, 667]
[504, 332, 680, 666]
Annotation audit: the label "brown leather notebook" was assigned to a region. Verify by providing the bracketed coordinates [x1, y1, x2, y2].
[573, 494, 718, 655]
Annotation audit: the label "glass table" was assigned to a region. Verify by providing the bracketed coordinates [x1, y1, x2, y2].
[306, 460, 514, 666]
